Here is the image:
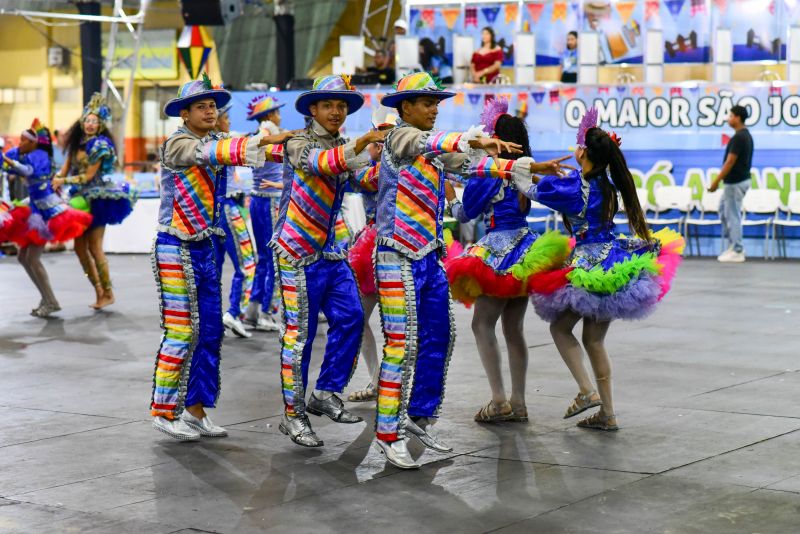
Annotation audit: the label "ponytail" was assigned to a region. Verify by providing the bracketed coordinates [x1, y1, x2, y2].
[584, 127, 650, 240]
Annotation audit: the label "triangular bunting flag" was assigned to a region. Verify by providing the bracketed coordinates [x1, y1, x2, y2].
[552, 2, 568, 21]
[652, 86, 664, 96]
[665, 0, 685, 17]
[670, 87, 682, 96]
[645, 1, 660, 21]
[690, 0, 706, 15]
[482, 6, 501, 24]
[721, 133, 731, 146]
[505, 3, 520, 24]
[616, 1, 636, 23]
[465, 7, 478, 27]
[531, 91, 545, 104]
[549, 89, 560, 104]
[468, 93, 482, 106]
[421, 9, 435, 28]
[712, 0, 728, 12]
[454, 92, 465, 105]
[526, 2, 545, 23]
[441, 8, 460, 30]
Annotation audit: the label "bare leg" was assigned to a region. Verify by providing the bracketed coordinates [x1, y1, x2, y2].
[17, 247, 43, 307]
[549, 311, 594, 395]
[74, 233, 102, 307]
[473, 296, 508, 406]
[582, 318, 614, 417]
[88, 226, 114, 309]
[25, 245, 59, 308]
[500, 297, 529, 412]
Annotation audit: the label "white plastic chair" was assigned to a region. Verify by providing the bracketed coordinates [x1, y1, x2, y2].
[741, 189, 780, 259]
[684, 190, 723, 256]
[526, 201, 554, 232]
[613, 189, 649, 229]
[645, 186, 692, 234]
[772, 191, 800, 259]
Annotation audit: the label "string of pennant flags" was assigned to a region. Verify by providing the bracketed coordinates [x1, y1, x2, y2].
[408, 0, 748, 30]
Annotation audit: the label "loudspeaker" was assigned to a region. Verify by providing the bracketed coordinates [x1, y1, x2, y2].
[180, 0, 243, 26]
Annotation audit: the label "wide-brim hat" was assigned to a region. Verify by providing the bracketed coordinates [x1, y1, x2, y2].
[295, 75, 364, 117]
[247, 95, 285, 121]
[164, 74, 232, 117]
[381, 71, 454, 108]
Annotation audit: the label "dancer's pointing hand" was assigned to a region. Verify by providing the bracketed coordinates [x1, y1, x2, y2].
[532, 155, 575, 177]
[470, 137, 522, 156]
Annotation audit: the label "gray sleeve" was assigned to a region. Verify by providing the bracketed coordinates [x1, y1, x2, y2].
[6, 159, 34, 177]
[386, 127, 426, 160]
[162, 136, 202, 169]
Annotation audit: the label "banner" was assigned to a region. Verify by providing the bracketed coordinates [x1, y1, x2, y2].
[583, 0, 644, 64]
[104, 29, 178, 80]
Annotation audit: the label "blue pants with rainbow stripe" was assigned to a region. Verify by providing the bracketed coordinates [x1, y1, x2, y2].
[375, 247, 455, 442]
[150, 233, 224, 419]
[250, 195, 281, 314]
[214, 199, 256, 317]
[276, 256, 363, 418]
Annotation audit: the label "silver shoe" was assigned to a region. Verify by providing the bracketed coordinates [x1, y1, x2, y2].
[306, 393, 363, 423]
[181, 411, 228, 437]
[279, 414, 324, 447]
[406, 418, 453, 453]
[152, 416, 200, 441]
[30, 303, 61, 318]
[374, 438, 420, 469]
[250, 312, 280, 332]
[223, 312, 252, 338]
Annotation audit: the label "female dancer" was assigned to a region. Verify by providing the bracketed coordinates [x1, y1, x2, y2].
[4, 119, 93, 316]
[54, 93, 136, 309]
[521, 109, 684, 430]
[445, 100, 569, 423]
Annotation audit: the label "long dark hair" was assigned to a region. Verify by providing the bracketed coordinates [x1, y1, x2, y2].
[583, 127, 649, 239]
[482, 26, 496, 49]
[419, 38, 439, 71]
[494, 114, 531, 160]
[494, 114, 532, 211]
[63, 117, 116, 159]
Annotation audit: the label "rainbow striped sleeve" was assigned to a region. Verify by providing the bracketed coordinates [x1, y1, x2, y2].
[354, 163, 379, 192]
[468, 156, 516, 179]
[423, 131, 465, 155]
[304, 145, 351, 177]
[199, 135, 266, 168]
[264, 144, 284, 163]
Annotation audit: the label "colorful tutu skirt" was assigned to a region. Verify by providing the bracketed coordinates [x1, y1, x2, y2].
[73, 182, 137, 227]
[0, 201, 18, 243]
[445, 227, 572, 306]
[5, 204, 93, 248]
[526, 228, 685, 322]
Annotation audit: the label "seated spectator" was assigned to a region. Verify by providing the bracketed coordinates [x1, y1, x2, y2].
[420, 38, 453, 84]
[470, 27, 504, 84]
[362, 49, 396, 84]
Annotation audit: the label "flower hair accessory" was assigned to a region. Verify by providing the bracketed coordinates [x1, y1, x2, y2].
[480, 97, 509, 137]
[609, 131, 622, 147]
[576, 107, 598, 148]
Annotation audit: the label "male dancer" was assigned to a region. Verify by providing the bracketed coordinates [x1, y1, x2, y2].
[373, 72, 571, 467]
[151, 75, 286, 441]
[244, 95, 285, 330]
[271, 75, 384, 447]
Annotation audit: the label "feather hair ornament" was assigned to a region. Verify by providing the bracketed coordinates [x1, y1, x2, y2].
[576, 106, 598, 147]
[479, 97, 509, 136]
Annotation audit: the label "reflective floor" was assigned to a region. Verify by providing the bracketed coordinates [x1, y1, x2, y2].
[0, 252, 798, 533]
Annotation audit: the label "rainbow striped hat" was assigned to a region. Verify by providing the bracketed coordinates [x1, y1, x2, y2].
[246, 94, 285, 121]
[380, 71, 454, 108]
[295, 75, 364, 117]
[164, 73, 231, 117]
[23, 118, 52, 146]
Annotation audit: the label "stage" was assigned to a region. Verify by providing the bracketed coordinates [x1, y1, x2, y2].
[0, 252, 798, 533]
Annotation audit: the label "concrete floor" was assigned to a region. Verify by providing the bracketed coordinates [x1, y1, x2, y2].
[0, 252, 798, 534]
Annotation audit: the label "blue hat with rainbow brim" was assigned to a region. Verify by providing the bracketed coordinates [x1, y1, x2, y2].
[164, 73, 232, 117]
[247, 95, 285, 121]
[295, 75, 365, 117]
[380, 71, 455, 109]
